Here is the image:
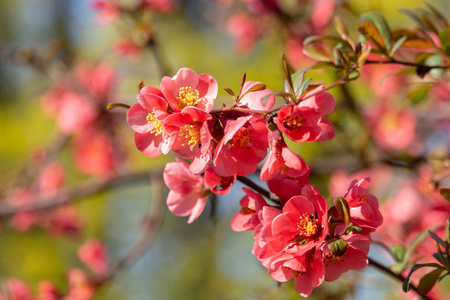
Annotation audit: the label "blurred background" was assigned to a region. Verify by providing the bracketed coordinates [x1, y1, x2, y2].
[0, 0, 449, 299]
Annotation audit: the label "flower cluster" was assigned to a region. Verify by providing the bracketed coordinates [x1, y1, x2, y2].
[232, 178, 382, 296]
[126, 67, 383, 296]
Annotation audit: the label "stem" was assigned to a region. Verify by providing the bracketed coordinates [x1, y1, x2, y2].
[236, 176, 279, 203]
[368, 258, 432, 300]
[94, 173, 166, 285]
[365, 59, 450, 69]
[0, 170, 160, 216]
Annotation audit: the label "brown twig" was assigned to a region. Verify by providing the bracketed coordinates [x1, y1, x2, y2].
[368, 258, 432, 300]
[0, 170, 161, 216]
[365, 59, 450, 70]
[236, 175, 279, 203]
[93, 172, 166, 286]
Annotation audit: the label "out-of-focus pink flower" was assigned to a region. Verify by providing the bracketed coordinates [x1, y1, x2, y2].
[139, 0, 175, 13]
[213, 115, 268, 176]
[127, 86, 171, 158]
[285, 38, 314, 69]
[63, 269, 94, 300]
[364, 102, 416, 151]
[160, 68, 218, 113]
[9, 188, 39, 232]
[260, 130, 308, 181]
[75, 63, 116, 102]
[113, 39, 143, 60]
[38, 162, 65, 198]
[344, 178, 383, 231]
[204, 167, 236, 195]
[277, 90, 335, 143]
[5, 278, 34, 300]
[42, 90, 98, 135]
[361, 64, 406, 100]
[91, 0, 121, 24]
[238, 81, 275, 111]
[73, 129, 116, 178]
[45, 206, 83, 238]
[37, 281, 59, 300]
[226, 13, 262, 54]
[310, 0, 336, 30]
[230, 188, 267, 232]
[78, 239, 109, 276]
[163, 159, 210, 223]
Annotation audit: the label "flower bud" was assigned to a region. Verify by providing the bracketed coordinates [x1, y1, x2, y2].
[328, 238, 348, 257]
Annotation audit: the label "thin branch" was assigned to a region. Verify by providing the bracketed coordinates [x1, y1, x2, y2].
[0, 170, 160, 216]
[93, 172, 166, 285]
[368, 258, 432, 300]
[236, 176, 279, 203]
[365, 59, 450, 70]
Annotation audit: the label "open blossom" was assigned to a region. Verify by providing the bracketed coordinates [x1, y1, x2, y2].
[204, 167, 236, 195]
[163, 159, 210, 223]
[344, 178, 383, 231]
[160, 68, 218, 113]
[163, 107, 213, 174]
[260, 130, 308, 181]
[231, 188, 267, 232]
[127, 86, 172, 157]
[75, 63, 116, 102]
[214, 115, 268, 176]
[277, 89, 335, 143]
[322, 228, 371, 282]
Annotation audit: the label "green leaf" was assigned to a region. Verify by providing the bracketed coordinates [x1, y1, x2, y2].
[445, 218, 450, 244]
[296, 78, 312, 98]
[390, 36, 408, 57]
[425, 3, 449, 27]
[391, 225, 440, 274]
[348, 70, 360, 81]
[106, 103, 131, 110]
[282, 55, 294, 94]
[408, 84, 430, 104]
[260, 92, 295, 106]
[439, 28, 450, 57]
[391, 245, 407, 262]
[358, 22, 387, 54]
[429, 231, 446, 247]
[291, 70, 306, 94]
[403, 263, 444, 292]
[417, 268, 444, 294]
[439, 271, 450, 282]
[400, 9, 428, 31]
[360, 12, 392, 50]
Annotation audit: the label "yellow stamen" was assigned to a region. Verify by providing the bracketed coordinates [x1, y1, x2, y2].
[179, 124, 201, 150]
[283, 113, 305, 130]
[147, 113, 163, 136]
[232, 128, 253, 149]
[297, 213, 318, 239]
[177, 87, 200, 109]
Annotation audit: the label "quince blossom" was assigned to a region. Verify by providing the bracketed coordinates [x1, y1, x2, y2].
[160, 68, 218, 113]
[163, 159, 210, 223]
[277, 90, 335, 143]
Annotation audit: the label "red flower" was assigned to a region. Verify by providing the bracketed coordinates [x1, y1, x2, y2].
[160, 68, 217, 113]
[214, 115, 268, 176]
[127, 86, 171, 158]
[163, 159, 210, 223]
[230, 188, 267, 232]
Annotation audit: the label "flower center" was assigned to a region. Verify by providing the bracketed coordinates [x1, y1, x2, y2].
[297, 213, 318, 239]
[240, 206, 256, 215]
[179, 124, 201, 150]
[232, 128, 253, 149]
[146, 113, 163, 136]
[283, 113, 305, 130]
[177, 87, 200, 108]
[323, 252, 346, 265]
[380, 113, 399, 131]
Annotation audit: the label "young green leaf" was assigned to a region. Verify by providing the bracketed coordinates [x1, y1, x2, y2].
[417, 268, 444, 294]
[106, 103, 131, 110]
[390, 36, 408, 57]
[360, 12, 392, 50]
